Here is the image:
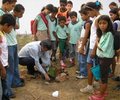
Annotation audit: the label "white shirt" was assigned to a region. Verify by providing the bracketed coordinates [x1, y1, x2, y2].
[18, 41, 51, 75]
[89, 15, 100, 49]
[0, 31, 8, 67]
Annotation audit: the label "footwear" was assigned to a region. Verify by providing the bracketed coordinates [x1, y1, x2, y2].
[76, 75, 87, 79]
[113, 84, 120, 90]
[76, 71, 80, 74]
[112, 76, 120, 81]
[9, 93, 16, 98]
[80, 85, 94, 93]
[93, 91, 108, 97]
[88, 94, 105, 100]
[12, 81, 25, 88]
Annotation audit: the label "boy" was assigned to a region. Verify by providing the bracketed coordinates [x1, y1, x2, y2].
[68, 11, 82, 66]
[48, 7, 58, 61]
[6, 4, 25, 98]
[0, 14, 16, 100]
[54, 16, 69, 69]
[0, 0, 17, 17]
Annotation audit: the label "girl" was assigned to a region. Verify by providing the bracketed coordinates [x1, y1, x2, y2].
[80, 1, 102, 93]
[89, 15, 115, 100]
[32, 4, 54, 41]
[48, 7, 58, 61]
[76, 8, 92, 79]
[109, 8, 120, 77]
[54, 16, 69, 69]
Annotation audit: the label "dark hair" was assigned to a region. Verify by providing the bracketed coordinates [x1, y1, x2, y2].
[0, 14, 16, 26]
[13, 4, 25, 12]
[109, 8, 120, 20]
[109, 2, 118, 7]
[69, 11, 77, 17]
[40, 39, 52, 50]
[60, 0, 67, 4]
[81, 4, 86, 9]
[79, 8, 88, 15]
[52, 7, 58, 13]
[2, 0, 17, 4]
[97, 15, 114, 38]
[67, 1, 73, 5]
[45, 4, 54, 12]
[58, 16, 66, 22]
[85, 1, 102, 11]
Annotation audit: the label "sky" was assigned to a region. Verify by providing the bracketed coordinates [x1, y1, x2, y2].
[0, 0, 120, 34]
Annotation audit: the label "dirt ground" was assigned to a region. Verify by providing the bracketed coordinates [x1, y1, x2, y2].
[11, 35, 120, 100]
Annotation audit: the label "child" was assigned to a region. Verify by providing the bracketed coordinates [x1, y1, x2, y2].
[57, 0, 68, 19]
[54, 16, 69, 69]
[89, 15, 115, 100]
[48, 7, 58, 61]
[68, 11, 82, 66]
[32, 4, 54, 41]
[76, 8, 92, 79]
[80, 1, 102, 93]
[0, 14, 16, 100]
[6, 4, 25, 98]
[66, 1, 73, 25]
[109, 8, 120, 77]
[0, 0, 16, 16]
[109, 2, 118, 9]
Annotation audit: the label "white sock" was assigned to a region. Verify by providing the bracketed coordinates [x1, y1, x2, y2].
[87, 85, 93, 89]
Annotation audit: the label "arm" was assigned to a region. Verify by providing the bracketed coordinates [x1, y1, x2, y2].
[0, 61, 6, 79]
[79, 23, 91, 54]
[32, 19, 38, 35]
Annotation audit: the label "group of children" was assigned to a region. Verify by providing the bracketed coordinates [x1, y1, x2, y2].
[0, 0, 120, 100]
[0, 0, 25, 99]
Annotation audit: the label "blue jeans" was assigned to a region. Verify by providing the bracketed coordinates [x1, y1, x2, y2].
[79, 54, 87, 76]
[6, 45, 22, 96]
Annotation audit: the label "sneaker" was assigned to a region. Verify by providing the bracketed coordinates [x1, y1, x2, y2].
[76, 71, 80, 74]
[80, 86, 94, 93]
[76, 75, 87, 79]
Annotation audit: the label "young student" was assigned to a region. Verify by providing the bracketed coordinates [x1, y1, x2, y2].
[48, 7, 58, 61]
[109, 2, 118, 9]
[32, 4, 54, 41]
[18, 39, 52, 81]
[6, 4, 25, 98]
[76, 8, 92, 79]
[89, 15, 115, 100]
[57, 0, 68, 19]
[0, 0, 16, 17]
[66, 0, 73, 25]
[109, 8, 120, 77]
[80, 1, 102, 93]
[67, 11, 82, 66]
[0, 14, 16, 100]
[54, 16, 69, 69]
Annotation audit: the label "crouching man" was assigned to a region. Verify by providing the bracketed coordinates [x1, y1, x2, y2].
[18, 39, 51, 81]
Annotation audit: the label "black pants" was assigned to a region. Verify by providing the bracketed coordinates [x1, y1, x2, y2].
[19, 57, 42, 75]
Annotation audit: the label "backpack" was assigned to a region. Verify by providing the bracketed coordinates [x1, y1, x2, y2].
[114, 31, 120, 50]
[31, 13, 48, 34]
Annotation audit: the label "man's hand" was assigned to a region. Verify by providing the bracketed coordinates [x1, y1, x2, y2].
[0, 67, 6, 79]
[44, 73, 50, 81]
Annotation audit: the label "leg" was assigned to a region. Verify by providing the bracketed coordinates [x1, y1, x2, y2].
[19, 57, 35, 75]
[0, 77, 2, 100]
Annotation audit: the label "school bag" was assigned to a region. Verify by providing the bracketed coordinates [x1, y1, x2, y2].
[114, 31, 120, 51]
[31, 13, 48, 34]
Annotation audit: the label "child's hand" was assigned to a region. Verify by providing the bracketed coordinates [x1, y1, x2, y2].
[0, 67, 6, 79]
[79, 47, 85, 55]
[90, 49, 96, 58]
[44, 73, 50, 81]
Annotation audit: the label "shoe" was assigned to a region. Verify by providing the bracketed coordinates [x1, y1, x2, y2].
[76, 71, 80, 74]
[76, 75, 87, 79]
[12, 81, 25, 88]
[88, 94, 105, 100]
[112, 76, 120, 81]
[80, 85, 94, 93]
[113, 84, 120, 90]
[9, 93, 16, 98]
